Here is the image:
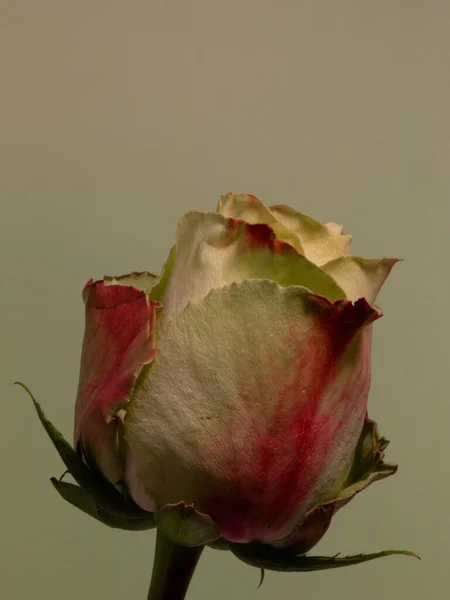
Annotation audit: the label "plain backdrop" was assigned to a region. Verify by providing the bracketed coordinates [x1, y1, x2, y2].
[1, 1, 448, 599]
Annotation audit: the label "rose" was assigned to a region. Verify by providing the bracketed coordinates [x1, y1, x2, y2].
[74, 193, 399, 550]
[22, 192, 416, 599]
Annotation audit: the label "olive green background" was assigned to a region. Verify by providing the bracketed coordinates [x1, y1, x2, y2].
[1, 1, 447, 598]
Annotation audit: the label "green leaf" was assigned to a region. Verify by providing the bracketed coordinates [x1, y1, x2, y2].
[16, 382, 150, 519]
[229, 541, 419, 572]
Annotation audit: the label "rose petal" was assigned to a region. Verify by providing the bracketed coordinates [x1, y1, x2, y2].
[103, 271, 158, 293]
[321, 256, 400, 303]
[161, 211, 346, 322]
[126, 279, 380, 543]
[324, 221, 353, 254]
[74, 276, 161, 484]
[149, 245, 177, 302]
[218, 193, 304, 253]
[270, 205, 351, 266]
[269, 417, 397, 551]
[218, 192, 277, 225]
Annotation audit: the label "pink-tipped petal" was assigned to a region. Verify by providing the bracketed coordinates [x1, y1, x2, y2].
[74, 276, 160, 484]
[269, 417, 397, 552]
[126, 279, 381, 543]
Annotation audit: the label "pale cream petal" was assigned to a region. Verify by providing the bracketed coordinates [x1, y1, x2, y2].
[324, 221, 353, 254]
[218, 193, 304, 253]
[270, 205, 350, 266]
[161, 211, 345, 322]
[321, 256, 400, 303]
[218, 192, 276, 224]
[324, 222, 344, 235]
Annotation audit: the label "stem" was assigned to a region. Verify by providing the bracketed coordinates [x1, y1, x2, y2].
[147, 529, 204, 600]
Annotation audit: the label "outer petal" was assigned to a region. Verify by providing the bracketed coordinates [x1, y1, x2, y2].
[161, 211, 346, 322]
[270, 204, 352, 266]
[126, 279, 381, 543]
[74, 275, 160, 485]
[268, 418, 397, 552]
[322, 256, 400, 303]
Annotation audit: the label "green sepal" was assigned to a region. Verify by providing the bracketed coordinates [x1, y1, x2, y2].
[258, 569, 265, 588]
[229, 541, 419, 572]
[16, 382, 150, 520]
[96, 507, 156, 531]
[154, 502, 220, 547]
[50, 478, 101, 522]
[207, 537, 229, 551]
[51, 479, 156, 531]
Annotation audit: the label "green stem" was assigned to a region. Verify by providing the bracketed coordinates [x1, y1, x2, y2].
[147, 529, 204, 600]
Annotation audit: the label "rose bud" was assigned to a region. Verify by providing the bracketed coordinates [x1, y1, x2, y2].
[23, 193, 417, 598]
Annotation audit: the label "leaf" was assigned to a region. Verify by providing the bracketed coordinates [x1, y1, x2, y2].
[15, 382, 150, 519]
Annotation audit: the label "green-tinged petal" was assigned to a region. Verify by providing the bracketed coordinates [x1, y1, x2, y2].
[154, 502, 220, 547]
[229, 542, 418, 572]
[217, 193, 304, 253]
[149, 245, 177, 302]
[270, 205, 352, 266]
[16, 382, 150, 519]
[125, 279, 380, 543]
[322, 256, 400, 303]
[161, 211, 345, 321]
[218, 192, 277, 224]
